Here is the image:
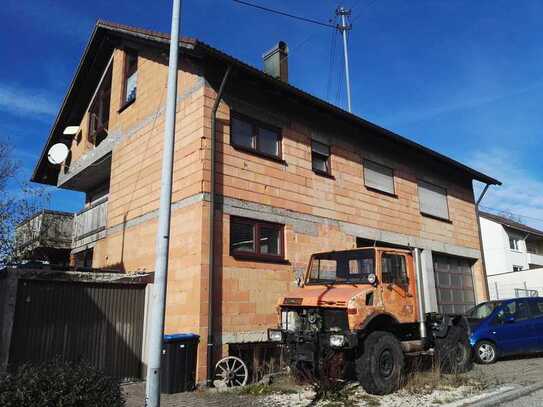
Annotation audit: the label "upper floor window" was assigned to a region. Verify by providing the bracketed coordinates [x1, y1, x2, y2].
[230, 112, 282, 160]
[509, 235, 522, 251]
[230, 216, 284, 261]
[122, 49, 138, 106]
[418, 180, 449, 220]
[364, 160, 395, 195]
[312, 140, 331, 176]
[88, 65, 112, 147]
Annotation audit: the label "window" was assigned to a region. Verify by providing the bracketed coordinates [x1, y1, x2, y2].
[308, 250, 375, 284]
[418, 180, 449, 220]
[364, 160, 395, 195]
[513, 265, 523, 272]
[509, 235, 521, 251]
[529, 300, 543, 318]
[312, 141, 331, 176]
[381, 253, 408, 286]
[122, 49, 138, 106]
[88, 66, 112, 147]
[230, 217, 284, 260]
[230, 113, 282, 159]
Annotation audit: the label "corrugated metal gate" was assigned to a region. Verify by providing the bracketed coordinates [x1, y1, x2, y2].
[9, 279, 145, 379]
[434, 254, 476, 314]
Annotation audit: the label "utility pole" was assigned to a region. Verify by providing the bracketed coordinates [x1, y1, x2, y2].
[336, 6, 352, 113]
[145, 0, 182, 406]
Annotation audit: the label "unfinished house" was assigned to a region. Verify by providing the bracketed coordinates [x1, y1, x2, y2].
[30, 21, 500, 382]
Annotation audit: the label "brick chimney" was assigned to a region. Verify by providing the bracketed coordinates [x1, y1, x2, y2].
[263, 41, 288, 82]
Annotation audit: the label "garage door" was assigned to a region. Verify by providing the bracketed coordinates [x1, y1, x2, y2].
[433, 254, 476, 314]
[9, 279, 146, 380]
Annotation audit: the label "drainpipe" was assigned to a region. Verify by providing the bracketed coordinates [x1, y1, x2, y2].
[207, 65, 232, 387]
[475, 184, 491, 300]
[414, 248, 427, 340]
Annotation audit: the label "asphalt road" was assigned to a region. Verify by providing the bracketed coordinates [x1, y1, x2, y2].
[500, 388, 543, 406]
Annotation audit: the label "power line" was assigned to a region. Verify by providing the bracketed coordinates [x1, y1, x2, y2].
[232, 0, 336, 28]
[480, 205, 543, 225]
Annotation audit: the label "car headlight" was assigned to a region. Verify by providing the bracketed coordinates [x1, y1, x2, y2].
[268, 329, 283, 342]
[281, 310, 300, 332]
[329, 334, 346, 348]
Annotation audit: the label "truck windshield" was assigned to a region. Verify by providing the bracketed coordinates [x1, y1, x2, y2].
[307, 250, 375, 284]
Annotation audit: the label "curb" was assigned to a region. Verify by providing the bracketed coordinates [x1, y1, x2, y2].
[459, 381, 543, 407]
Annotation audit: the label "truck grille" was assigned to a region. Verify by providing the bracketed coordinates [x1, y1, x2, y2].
[284, 307, 348, 333]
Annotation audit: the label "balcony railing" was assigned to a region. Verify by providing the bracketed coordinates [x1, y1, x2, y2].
[527, 252, 543, 268]
[73, 197, 108, 244]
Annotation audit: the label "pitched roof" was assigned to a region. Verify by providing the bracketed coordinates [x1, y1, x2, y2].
[480, 211, 543, 238]
[32, 20, 501, 187]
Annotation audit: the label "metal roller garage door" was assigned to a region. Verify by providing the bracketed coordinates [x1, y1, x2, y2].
[433, 254, 476, 314]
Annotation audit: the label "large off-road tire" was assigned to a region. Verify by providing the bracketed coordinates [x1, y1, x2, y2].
[474, 340, 498, 364]
[356, 331, 405, 395]
[435, 326, 473, 374]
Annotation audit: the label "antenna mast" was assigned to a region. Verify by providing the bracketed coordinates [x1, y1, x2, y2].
[336, 6, 352, 112]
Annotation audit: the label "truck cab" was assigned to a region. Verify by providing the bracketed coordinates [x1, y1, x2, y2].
[268, 247, 472, 394]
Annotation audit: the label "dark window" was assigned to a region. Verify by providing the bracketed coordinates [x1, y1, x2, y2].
[364, 160, 394, 194]
[381, 253, 408, 286]
[230, 217, 284, 260]
[230, 113, 281, 159]
[509, 235, 521, 251]
[312, 141, 331, 176]
[122, 49, 138, 105]
[88, 66, 112, 147]
[529, 300, 543, 318]
[513, 265, 523, 272]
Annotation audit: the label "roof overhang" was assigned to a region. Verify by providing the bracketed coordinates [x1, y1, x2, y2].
[32, 20, 501, 187]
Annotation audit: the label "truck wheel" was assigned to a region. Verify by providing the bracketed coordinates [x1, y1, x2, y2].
[474, 340, 497, 364]
[356, 331, 405, 395]
[436, 326, 473, 374]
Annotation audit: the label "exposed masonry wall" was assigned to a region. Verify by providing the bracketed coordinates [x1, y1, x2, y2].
[62, 47, 485, 382]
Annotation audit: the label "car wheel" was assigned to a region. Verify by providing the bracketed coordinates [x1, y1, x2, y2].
[356, 331, 405, 395]
[475, 341, 497, 364]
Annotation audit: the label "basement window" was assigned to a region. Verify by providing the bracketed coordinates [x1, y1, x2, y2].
[230, 112, 282, 160]
[230, 216, 285, 261]
[312, 141, 332, 176]
[121, 49, 138, 107]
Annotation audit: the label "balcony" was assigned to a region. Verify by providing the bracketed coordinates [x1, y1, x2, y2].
[73, 197, 108, 248]
[14, 211, 74, 264]
[527, 252, 543, 268]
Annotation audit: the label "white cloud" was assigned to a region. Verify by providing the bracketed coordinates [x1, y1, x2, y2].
[0, 84, 58, 118]
[470, 148, 543, 230]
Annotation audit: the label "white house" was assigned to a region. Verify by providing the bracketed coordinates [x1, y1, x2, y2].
[480, 211, 543, 299]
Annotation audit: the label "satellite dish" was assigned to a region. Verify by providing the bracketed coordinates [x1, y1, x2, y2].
[47, 143, 69, 165]
[63, 126, 80, 136]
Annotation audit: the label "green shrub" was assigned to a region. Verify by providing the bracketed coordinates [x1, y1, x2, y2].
[0, 359, 125, 407]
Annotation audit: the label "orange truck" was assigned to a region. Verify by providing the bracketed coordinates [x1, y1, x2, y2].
[268, 247, 472, 395]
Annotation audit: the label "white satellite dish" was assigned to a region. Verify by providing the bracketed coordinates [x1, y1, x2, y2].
[47, 143, 69, 165]
[63, 126, 80, 136]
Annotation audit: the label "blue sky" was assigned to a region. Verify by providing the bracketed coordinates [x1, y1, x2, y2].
[1, 0, 542, 228]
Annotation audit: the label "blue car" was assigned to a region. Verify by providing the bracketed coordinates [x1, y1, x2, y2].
[466, 297, 543, 364]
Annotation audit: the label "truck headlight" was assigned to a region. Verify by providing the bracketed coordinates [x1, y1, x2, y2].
[329, 334, 346, 348]
[268, 329, 283, 342]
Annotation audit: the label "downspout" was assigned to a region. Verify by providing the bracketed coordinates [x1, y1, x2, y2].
[207, 65, 232, 386]
[475, 184, 491, 300]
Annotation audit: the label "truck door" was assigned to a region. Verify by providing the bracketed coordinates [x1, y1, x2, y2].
[379, 252, 418, 323]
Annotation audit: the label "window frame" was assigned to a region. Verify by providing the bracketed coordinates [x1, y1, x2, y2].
[88, 65, 112, 147]
[381, 252, 409, 287]
[230, 216, 286, 262]
[230, 111, 283, 162]
[363, 159, 395, 195]
[418, 179, 450, 221]
[311, 140, 332, 177]
[119, 48, 138, 111]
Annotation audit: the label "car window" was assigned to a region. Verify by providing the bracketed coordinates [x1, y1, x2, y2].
[467, 302, 501, 320]
[516, 301, 531, 321]
[494, 300, 531, 323]
[529, 300, 543, 318]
